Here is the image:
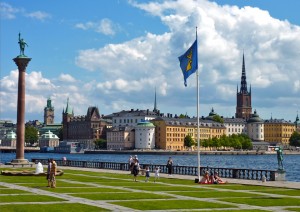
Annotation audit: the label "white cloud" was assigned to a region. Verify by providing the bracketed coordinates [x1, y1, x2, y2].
[26, 11, 51, 21]
[75, 0, 300, 120]
[58, 73, 76, 83]
[75, 18, 119, 35]
[2, 0, 300, 122]
[0, 2, 19, 19]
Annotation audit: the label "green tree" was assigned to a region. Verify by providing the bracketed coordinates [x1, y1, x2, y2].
[201, 139, 209, 150]
[212, 115, 224, 123]
[94, 139, 107, 149]
[25, 126, 38, 146]
[184, 135, 195, 148]
[179, 114, 186, 118]
[240, 134, 253, 150]
[289, 131, 300, 147]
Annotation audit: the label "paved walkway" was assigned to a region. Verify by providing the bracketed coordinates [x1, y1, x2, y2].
[1, 165, 300, 212]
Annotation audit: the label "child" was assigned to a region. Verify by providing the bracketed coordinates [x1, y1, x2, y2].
[154, 167, 160, 182]
[145, 166, 150, 182]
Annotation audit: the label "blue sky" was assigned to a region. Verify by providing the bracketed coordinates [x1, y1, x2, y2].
[1, 0, 300, 123]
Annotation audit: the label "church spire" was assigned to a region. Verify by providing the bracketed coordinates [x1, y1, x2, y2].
[153, 87, 157, 112]
[240, 53, 248, 94]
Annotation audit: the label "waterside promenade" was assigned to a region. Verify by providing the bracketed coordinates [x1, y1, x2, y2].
[0, 165, 300, 212]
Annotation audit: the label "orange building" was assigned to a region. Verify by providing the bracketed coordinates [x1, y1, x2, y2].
[152, 117, 225, 150]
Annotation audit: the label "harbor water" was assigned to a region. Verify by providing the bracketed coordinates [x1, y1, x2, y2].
[1, 152, 299, 182]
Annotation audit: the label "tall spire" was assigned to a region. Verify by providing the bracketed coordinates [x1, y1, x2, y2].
[240, 53, 248, 94]
[153, 87, 157, 112]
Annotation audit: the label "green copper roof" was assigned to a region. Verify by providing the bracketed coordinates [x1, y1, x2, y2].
[137, 121, 155, 127]
[248, 110, 263, 123]
[65, 98, 73, 114]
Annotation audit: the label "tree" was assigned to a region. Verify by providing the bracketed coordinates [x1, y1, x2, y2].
[212, 115, 224, 123]
[289, 132, 300, 147]
[25, 126, 38, 146]
[184, 135, 195, 148]
[94, 139, 107, 149]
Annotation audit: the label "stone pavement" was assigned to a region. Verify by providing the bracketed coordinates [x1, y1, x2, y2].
[1, 165, 300, 212]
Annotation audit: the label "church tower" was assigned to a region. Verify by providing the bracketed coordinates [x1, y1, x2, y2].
[44, 98, 54, 125]
[235, 53, 252, 119]
[62, 98, 74, 140]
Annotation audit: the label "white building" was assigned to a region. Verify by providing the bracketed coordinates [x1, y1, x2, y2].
[109, 109, 158, 128]
[223, 117, 247, 136]
[106, 126, 135, 150]
[39, 130, 60, 148]
[1, 130, 16, 147]
[135, 121, 155, 149]
[106, 109, 159, 149]
[247, 110, 264, 142]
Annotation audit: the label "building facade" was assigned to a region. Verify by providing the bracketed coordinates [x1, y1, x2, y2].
[106, 126, 135, 150]
[236, 54, 252, 120]
[1, 130, 17, 147]
[106, 108, 159, 150]
[264, 118, 296, 148]
[135, 121, 155, 149]
[152, 117, 226, 150]
[247, 110, 264, 142]
[62, 99, 109, 149]
[39, 130, 60, 148]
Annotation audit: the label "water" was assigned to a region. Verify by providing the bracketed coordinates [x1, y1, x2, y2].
[1, 152, 299, 182]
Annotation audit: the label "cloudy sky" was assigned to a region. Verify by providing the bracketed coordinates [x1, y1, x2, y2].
[1, 0, 300, 124]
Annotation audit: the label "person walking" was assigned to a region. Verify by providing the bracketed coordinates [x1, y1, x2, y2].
[167, 157, 173, 176]
[154, 167, 160, 182]
[132, 158, 140, 182]
[145, 166, 150, 182]
[49, 158, 57, 188]
[46, 159, 51, 187]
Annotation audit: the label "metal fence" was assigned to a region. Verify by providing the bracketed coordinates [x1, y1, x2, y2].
[32, 158, 276, 181]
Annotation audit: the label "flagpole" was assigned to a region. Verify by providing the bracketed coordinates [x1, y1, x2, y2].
[196, 27, 201, 181]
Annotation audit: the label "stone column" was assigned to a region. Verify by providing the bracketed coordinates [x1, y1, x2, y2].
[11, 56, 31, 164]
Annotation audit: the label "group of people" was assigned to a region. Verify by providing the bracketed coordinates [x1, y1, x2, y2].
[199, 171, 226, 184]
[128, 155, 162, 182]
[46, 158, 57, 188]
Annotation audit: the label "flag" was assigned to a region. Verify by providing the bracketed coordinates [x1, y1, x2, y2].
[178, 39, 198, 86]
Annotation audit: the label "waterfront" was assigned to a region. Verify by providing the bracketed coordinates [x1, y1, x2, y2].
[1, 152, 299, 182]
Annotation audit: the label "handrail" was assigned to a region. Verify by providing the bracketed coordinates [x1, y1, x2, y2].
[32, 158, 277, 181]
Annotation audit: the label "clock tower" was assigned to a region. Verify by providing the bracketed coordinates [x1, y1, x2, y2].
[44, 98, 54, 125]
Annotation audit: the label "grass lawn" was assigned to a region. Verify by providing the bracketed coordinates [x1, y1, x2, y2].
[222, 196, 300, 206]
[0, 188, 31, 194]
[170, 190, 265, 198]
[0, 194, 66, 203]
[0, 203, 109, 212]
[112, 199, 236, 210]
[1, 167, 300, 211]
[71, 191, 174, 200]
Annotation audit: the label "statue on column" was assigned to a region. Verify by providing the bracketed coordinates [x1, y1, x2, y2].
[18, 33, 28, 56]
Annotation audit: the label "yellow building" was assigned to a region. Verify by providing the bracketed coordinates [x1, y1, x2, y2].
[264, 118, 296, 147]
[151, 117, 226, 150]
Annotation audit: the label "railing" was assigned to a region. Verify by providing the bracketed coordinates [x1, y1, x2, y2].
[32, 158, 276, 181]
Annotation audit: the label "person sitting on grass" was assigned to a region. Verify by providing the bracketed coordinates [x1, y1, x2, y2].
[213, 171, 227, 184]
[199, 171, 211, 184]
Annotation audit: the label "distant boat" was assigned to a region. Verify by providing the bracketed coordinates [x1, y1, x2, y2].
[54, 141, 84, 154]
[40, 146, 54, 153]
